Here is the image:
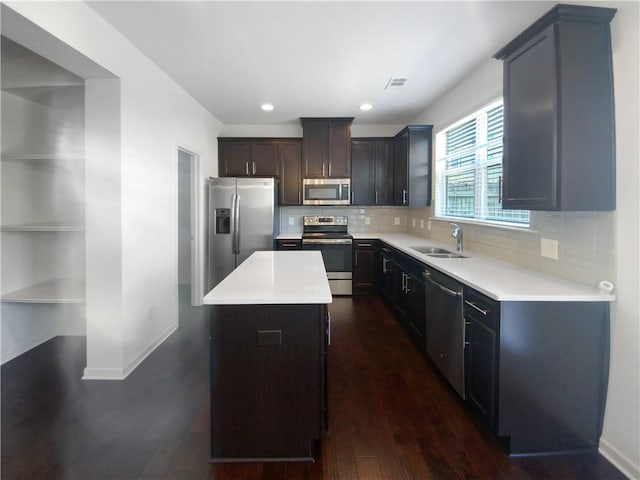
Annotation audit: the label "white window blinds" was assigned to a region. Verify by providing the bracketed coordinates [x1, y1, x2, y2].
[435, 100, 529, 226]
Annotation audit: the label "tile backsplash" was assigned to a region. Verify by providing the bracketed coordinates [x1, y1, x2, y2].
[280, 205, 615, 291]
[279, 206, 408, 234]
[405, 207, 615, 290]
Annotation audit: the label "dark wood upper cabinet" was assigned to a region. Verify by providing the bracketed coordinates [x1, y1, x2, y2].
[351, 139, 393, 206]
[393, 125, 433, 207]
[219, 140, 252, 177]
[278, 140, 302, 205]
[218, 138, 279, 177]
[302, 118, 353, 178]
[494, 4, 616, 211]
[251, 141, 279, 176]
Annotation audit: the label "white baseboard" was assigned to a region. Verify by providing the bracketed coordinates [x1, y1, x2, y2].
[600, 438, 639, 480]
[82, 322, 177, 380]
[122, 322, 177, 378]
[82, 366, 126, 380]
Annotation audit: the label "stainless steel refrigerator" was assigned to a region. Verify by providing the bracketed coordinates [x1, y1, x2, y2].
[207, 177, 278, 290]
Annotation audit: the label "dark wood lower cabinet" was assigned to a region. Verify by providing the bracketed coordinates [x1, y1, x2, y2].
[464, 287, 499, 431]
[377, 244, 426, 351]
[352, 240, 376, 294]
[376, 242, 611, 456]
[210, 303, 327, 461]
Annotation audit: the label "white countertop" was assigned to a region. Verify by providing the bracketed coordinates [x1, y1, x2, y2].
[369, 233, 615, 302]
[276, 233, 302, 240]
[203, 251, 332, 305]
[274, 231, 613, 302]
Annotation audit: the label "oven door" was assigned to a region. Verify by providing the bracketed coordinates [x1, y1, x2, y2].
[302, 238, 353, 295]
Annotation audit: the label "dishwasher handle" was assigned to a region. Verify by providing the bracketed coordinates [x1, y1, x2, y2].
[423, 271, 462, 297]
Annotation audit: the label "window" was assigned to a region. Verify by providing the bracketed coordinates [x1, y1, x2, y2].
[434, 100, 530, 226]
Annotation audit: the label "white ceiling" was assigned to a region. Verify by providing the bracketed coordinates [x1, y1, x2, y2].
[86, 1, 554, 126]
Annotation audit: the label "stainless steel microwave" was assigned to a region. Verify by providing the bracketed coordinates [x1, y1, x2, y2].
[302, 178, 350, 205]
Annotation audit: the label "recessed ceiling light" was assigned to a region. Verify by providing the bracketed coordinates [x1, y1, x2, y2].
[261, 103, 274, 111]
[360, 103, 373, 111]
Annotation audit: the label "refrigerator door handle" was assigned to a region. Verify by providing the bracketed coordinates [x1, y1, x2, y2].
[234, 194, 241, 254]
[230, 193, 238, 254]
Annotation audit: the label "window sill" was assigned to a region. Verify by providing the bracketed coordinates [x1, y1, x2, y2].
[429, 216, 537, 234]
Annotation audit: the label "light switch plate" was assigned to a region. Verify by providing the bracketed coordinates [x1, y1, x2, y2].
[412, 218, 416, 227]
[394, 217, 400, 225]
[541, 238, 559, 259]
[365, 217, 370, 225]
[420, 220, 425, 229]
[288, 217, 294, 226]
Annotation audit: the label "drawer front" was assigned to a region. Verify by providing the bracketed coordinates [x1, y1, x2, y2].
[464, 287, 499, 331]
[276, 239, 302, 250]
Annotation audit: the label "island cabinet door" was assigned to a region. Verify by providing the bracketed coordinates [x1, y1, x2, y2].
[210, 303, 327, 461]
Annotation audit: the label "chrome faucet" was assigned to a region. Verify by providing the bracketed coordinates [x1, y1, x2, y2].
[451, 223, 463, 252]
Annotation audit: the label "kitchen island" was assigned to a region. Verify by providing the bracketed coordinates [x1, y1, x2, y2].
[203, 251, 332, 462]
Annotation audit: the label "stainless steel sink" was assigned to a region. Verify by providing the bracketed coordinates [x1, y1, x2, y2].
[427, 253, 467, 258]
[410, 246, 452, 255]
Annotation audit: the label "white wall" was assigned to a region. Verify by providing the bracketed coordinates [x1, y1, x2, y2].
[599, 3, 640, 479]
[410, 3, 639, 477]
[3, 2, 223, 379]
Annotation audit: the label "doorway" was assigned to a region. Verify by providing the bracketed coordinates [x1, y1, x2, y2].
[177, 148, 200, 308]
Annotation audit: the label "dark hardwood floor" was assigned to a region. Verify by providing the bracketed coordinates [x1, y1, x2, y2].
[1, 292, 626, 480]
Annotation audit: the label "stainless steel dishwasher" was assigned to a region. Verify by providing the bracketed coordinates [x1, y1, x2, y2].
[423, 267, 465, 398]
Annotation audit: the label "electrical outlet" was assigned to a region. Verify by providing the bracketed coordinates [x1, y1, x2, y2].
[540, 238, 559, 259]
[427, 220, 432, 231]
[420, 220, 424, 229]
[394, 217, 400, 225]
[257, 330, 282, 347]
[365, 217, 370, 225]
[412, 218, 416, 227]
[288, 217, 294, 226]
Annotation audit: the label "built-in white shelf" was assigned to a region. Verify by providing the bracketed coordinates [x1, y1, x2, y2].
[1, 279, 85, 304]
[1, 153, 83, 163]
[1, 222, 84, 232]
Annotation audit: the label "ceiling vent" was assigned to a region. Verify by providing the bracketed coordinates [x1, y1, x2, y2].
[385, 77, 407, 89]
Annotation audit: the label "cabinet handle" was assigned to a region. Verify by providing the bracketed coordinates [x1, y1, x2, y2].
[351, 191, 354, 203]
[382, 257, 390, 273]
[280, 243, 298, 248]
[403, 189, 408, 204]
[245, 162, 249, 176]
[327, 311, 331, 346]
[328, 163, 332, 177]
[358, 243, 372, 247]
[355, 251, 358, 267]
[322, 164, 326, 177]
[375, 190, 379, 205]
[464, 300, 489, 315]
[405, 275, 411, 294]
[252, 161, 256, 175]
[498, 176, 503, 204]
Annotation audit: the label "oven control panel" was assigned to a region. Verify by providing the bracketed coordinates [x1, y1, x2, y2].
[303, 215, 348, 226]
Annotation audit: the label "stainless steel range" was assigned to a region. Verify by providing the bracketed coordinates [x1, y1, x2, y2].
[301, 215, 352, 295]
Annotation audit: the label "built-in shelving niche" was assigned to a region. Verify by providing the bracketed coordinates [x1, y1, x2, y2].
[1, 36, 86, 362]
